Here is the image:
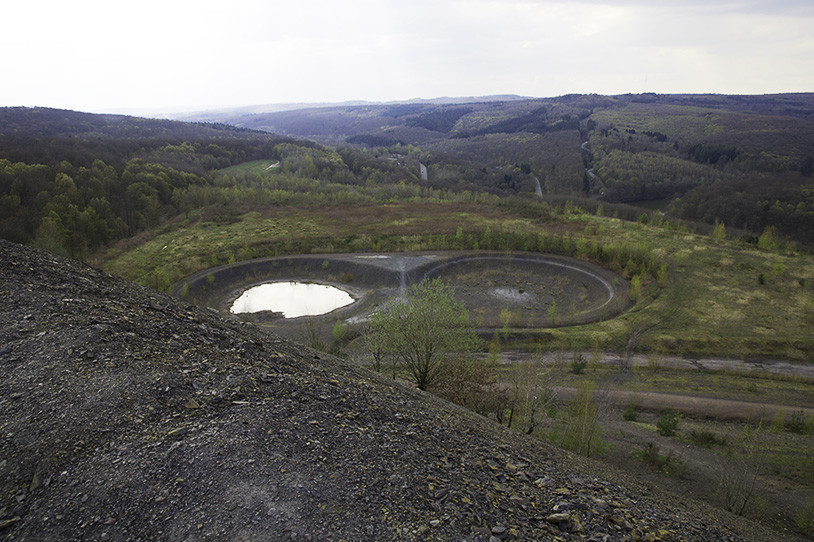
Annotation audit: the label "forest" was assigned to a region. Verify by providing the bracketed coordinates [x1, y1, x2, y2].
[186, 93, 814, 246]
[2, 93, 814, 264]
[0, 107, 507, 260]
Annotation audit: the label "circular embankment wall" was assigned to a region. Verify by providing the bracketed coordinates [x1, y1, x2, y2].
[416, 254, 627, 328]
[172, 251, 630, 339]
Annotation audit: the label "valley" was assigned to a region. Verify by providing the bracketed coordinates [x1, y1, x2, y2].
[1, 94, 813, 539]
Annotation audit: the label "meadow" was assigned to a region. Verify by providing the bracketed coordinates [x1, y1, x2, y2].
[94, 199, 814, 361]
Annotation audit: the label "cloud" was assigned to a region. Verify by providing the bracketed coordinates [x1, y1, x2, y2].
[2, 0, 813, 112]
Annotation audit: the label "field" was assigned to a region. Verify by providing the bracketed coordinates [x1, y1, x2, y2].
[481, 356, 814, 535]
[95, 200, 814, 361]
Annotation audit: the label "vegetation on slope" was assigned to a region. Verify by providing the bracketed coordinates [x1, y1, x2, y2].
[2, 97, 813, 539]
[191, 94, 814, 245]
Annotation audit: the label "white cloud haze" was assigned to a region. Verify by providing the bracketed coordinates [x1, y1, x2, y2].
[3, 0, 813, 114]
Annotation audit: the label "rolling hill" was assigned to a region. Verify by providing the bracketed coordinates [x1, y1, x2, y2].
[180, 93, 814, 245]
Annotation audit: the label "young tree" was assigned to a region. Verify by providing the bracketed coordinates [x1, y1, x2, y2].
[718, 423, 765, 516]
[506, 358, 555, 434]
[559, 381, 601, 457]
[363, 316, 391, 374]
[369, 278, 477, 390]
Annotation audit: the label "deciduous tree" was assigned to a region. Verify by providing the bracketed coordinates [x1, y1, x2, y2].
[368, 278, 477, 390]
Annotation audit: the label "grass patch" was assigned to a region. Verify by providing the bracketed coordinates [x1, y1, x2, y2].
[622, 403, 639, 421]
[634, 443, 687, 477]
[688, 429, 728, 448]
[94, 200, 814, 360]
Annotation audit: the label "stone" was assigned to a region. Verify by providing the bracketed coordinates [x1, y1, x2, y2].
[0, 517, 22, 530]
[546, 513, 570, 524]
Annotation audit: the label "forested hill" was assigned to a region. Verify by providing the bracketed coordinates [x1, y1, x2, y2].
[183, 93, 814, 246]
[0, 106, 309, 169]
[0, 107, 317, 260]
[0, 107, 447, 263]
[0, 106, 254, 139]
[2, 95, 814, 263]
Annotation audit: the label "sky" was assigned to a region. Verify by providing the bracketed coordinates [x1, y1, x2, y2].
[3, 0, 814, 115]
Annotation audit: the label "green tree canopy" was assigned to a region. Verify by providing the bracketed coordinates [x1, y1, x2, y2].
[368, 278, 477, 390]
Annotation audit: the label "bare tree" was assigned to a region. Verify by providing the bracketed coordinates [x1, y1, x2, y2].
[506, 357, 556, 435]
[620, 276, 689, 376]
[718, 423, 765, 516]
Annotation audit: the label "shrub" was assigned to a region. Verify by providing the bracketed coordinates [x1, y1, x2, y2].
[657, 410, 681, 437]
[556, 381, 602, 457]
[571, 353, 587, 375]
[622, 403, 639, 421]
[689, 429, 727, 448]
[547, 301, 558, 325]
[718, 424, 764, 516]
[797, 497, 814, 536]
[656, 264, 668, 287]
[628, 274, 643, 301]
[787, 410, 812, 434]
[635, 443, 687, 477]
[332, 319, 347, 343]
[770, 408, 787, 432]
[711, 221, 727, 241]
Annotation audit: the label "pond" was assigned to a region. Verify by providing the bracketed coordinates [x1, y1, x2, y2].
[230, 281, 354, 318]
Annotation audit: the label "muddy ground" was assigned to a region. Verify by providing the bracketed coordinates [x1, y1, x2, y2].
[173, 251, 630, 342]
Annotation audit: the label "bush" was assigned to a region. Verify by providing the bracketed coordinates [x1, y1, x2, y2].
[657, 410, 681, 437]
[787, 410, 812, 434]
[689, 429, 727, 448]
[635, 443, 687, 477]
[571, 353, 587, 375]
[797, 497, 814, 536]
[556, 381, 602, 457]
[332, 319, 348, 343]
[622, 403, 639, 421]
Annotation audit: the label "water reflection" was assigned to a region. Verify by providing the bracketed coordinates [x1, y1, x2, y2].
[231, 282, 354, 318]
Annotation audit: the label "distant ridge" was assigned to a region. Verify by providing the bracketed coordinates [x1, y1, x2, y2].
[169, 95, 530, 122]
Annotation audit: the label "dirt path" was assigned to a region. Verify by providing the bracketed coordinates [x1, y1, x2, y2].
[487, 349, 814, 422]
[494, 350, 814, 379]
[555, 385, 814, 422]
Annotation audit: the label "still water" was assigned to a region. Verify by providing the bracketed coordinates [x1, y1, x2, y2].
[230, 282, 354, 318]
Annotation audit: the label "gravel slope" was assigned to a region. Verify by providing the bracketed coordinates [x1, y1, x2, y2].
[0, 240, 781, 541]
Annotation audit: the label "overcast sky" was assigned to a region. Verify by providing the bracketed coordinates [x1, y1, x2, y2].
[3, 0, 813, 115]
